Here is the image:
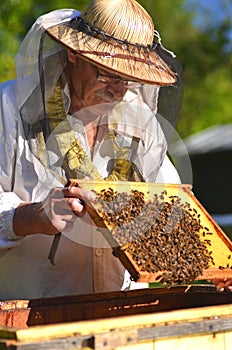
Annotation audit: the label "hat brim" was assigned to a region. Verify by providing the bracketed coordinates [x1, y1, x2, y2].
[46, 23, 177, 86]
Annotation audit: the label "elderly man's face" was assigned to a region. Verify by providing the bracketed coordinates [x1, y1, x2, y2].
[65, 51, 127, 115]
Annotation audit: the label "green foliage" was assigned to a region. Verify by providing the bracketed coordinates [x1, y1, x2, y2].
[0, 0, 89, 81]
[0, 0, 231, 138]
[138, 0, 232, 138]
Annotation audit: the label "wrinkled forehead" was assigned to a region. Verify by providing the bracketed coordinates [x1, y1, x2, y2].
[73, 54, 124, 79]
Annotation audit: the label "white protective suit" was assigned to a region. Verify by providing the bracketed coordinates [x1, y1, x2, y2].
[0, 10, 181, 300]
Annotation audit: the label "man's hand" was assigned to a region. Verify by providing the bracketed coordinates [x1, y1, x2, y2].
[13, 186, 95, 236]
[213, 278, 232, 292]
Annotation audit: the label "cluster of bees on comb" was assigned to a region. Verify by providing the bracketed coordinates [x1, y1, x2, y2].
[93, 187, 215, 285]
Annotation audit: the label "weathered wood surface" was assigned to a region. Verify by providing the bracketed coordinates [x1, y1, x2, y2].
[1, 303, 232, 349]
[0, 285, 232, 328]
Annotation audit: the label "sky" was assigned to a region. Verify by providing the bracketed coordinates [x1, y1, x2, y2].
[185, 0, 232, 27]
[185, 0, 232, 48]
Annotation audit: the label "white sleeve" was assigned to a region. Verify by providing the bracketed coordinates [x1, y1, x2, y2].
[155, 155, 181, 184]
[0, 81, 24, 247]
[0, 193, 24, 246]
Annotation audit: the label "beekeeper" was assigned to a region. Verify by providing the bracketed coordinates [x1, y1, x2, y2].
[0, 0, 189, 300]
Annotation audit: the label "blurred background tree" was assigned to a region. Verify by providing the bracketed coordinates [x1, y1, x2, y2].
[139, 0, 232, 138]
[0, 0, 231, 139]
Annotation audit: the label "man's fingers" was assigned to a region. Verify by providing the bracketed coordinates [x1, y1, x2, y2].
[213, 278, 232, 293]
[61, 221, 74, 232]
[52, 198, 86, 217]
[63, 186, 95, 202]
[225, 279, 232, 291]
[216, 282, 225, 292]
[66, 198, 86, 217]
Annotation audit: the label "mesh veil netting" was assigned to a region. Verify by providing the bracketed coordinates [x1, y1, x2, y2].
[15, 9, 185, 185]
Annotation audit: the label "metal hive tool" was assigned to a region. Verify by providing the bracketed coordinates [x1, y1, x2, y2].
[67, 179, 232, 284]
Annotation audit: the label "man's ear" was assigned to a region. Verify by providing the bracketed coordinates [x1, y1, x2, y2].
[67, 50, 76, 63]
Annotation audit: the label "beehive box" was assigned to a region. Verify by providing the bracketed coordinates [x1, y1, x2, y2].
[1, 285, 232, 329]
[1, 296, 232, 349]
[69, 180, 232, 285]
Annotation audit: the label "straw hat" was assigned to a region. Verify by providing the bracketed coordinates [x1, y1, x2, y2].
[46, 0, 177, 85]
